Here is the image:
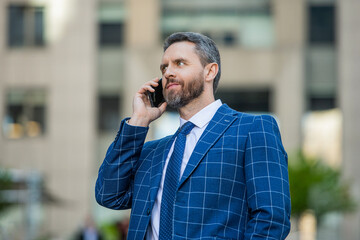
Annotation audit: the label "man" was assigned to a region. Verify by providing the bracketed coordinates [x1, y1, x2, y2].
[95, 32, 291, 240]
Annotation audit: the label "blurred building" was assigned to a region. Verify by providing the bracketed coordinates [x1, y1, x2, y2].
[0, 0, 359, 239]
[0, 0, 97, 238]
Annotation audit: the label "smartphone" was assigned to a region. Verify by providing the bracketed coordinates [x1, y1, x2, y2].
[148, 78, 165, 108]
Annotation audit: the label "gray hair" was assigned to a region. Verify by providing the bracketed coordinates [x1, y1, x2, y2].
[163, 32, 221, 94]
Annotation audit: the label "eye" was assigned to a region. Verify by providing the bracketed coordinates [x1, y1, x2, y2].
[177, 61, 184, 66]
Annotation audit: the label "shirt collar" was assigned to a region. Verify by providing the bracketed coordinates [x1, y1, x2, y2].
[180, 99, 222, 129]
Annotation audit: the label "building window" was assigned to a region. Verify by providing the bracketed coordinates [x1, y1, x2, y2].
[99, 23, 124, 46]
[200, 32, 238, 47]
[306, 46, 337, 111]
[98, 3, 126, 47]
[7, 5, 45, 47]
[215, 88, 271, 113]
[306, 4, 337, 111]
[98, 95, 120, 132]
[161, 0, 274, 48]
[3, 89, 46, 139]
[223, 32, 236, 46]
[308, 5, 335, 44]
[309, 96, 335, 111]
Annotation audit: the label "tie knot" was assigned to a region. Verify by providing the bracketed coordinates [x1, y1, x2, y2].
[179, 121, 195, 136]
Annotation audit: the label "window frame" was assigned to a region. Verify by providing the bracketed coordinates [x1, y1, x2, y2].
[2, 88, 47, 139]
[7, 4, 46, 48]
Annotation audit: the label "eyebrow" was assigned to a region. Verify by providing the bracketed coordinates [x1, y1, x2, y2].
[160, 58, 188, 72]
[174, 58, 188, 64]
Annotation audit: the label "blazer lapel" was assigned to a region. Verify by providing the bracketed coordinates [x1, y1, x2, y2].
[179, 104, 237, 188]
[149, 132, 178, 205]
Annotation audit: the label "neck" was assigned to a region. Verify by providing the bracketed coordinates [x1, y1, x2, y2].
[178, 92, 215, 120]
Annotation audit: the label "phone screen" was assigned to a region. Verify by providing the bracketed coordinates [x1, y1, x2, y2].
[148, 78, 164, 107]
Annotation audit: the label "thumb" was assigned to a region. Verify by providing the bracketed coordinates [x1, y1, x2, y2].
[158, 102, 167, 114]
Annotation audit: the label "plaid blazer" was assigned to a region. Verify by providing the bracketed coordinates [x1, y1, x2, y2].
[95, 104, 291, 240]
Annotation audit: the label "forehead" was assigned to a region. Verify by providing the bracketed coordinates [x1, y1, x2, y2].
[161, 41, 200, 62]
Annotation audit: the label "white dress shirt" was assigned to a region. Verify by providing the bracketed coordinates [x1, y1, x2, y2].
[146, 100, 222, 240]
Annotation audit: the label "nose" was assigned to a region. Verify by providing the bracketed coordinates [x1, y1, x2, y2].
[163, 64, 175, 80]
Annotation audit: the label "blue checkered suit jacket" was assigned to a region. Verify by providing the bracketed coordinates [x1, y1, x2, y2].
[96, 104, 291, 240]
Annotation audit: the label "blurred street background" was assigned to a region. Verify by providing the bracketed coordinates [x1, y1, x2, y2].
[0, 0, 359, 239]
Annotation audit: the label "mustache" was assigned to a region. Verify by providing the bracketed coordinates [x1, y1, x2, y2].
[165, 78, 183, 88]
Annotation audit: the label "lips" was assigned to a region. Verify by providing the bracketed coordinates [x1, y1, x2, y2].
[166, 83, 180, 89]
[165, 80, 182, 89]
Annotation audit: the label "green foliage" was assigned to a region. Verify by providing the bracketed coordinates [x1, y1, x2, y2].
[289, 151, 357, 222]
[100, 222, 120, 240]
[0, 168, 14, 213]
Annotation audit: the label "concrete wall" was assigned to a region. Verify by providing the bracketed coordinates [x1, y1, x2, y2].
[273, 0, 305, 152]
[0, 0, 97, 237]
[339, 1, 360, 239]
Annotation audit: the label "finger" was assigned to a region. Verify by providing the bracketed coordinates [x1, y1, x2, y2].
[137, 78, 161, 94]
[139, 84, 156, 94]
[148, 79, 160, 88]
[158, 101, 167, 113]
[137, 91, 150, 104]
[135, 91, 151, 104]
[151, 77, 161, 83]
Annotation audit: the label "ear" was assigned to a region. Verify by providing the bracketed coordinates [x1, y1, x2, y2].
[204, 63, 219, 83]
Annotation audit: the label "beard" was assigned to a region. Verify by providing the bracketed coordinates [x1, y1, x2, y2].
[164, 72, 204, 109]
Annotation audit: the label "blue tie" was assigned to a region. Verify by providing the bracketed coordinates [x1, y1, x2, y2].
[159, 121, 195, 240]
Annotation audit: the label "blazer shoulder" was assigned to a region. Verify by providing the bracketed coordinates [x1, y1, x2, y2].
[223, 104, 279, 128]
[251, 114, 281, 132]
[220, 105, 282, 136]
[249, 114, 287, 155]
[219, 104, 258, 120]
[219, 104, 259, 125]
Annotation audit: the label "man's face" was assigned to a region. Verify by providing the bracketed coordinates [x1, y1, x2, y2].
[160, 41, 205, 109]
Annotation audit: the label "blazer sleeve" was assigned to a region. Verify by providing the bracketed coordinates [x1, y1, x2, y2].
[95, 118, 148, 210]
[244, 115, 291, 240]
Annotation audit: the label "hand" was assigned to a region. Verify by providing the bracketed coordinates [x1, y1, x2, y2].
[128, 78, 167, 127]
